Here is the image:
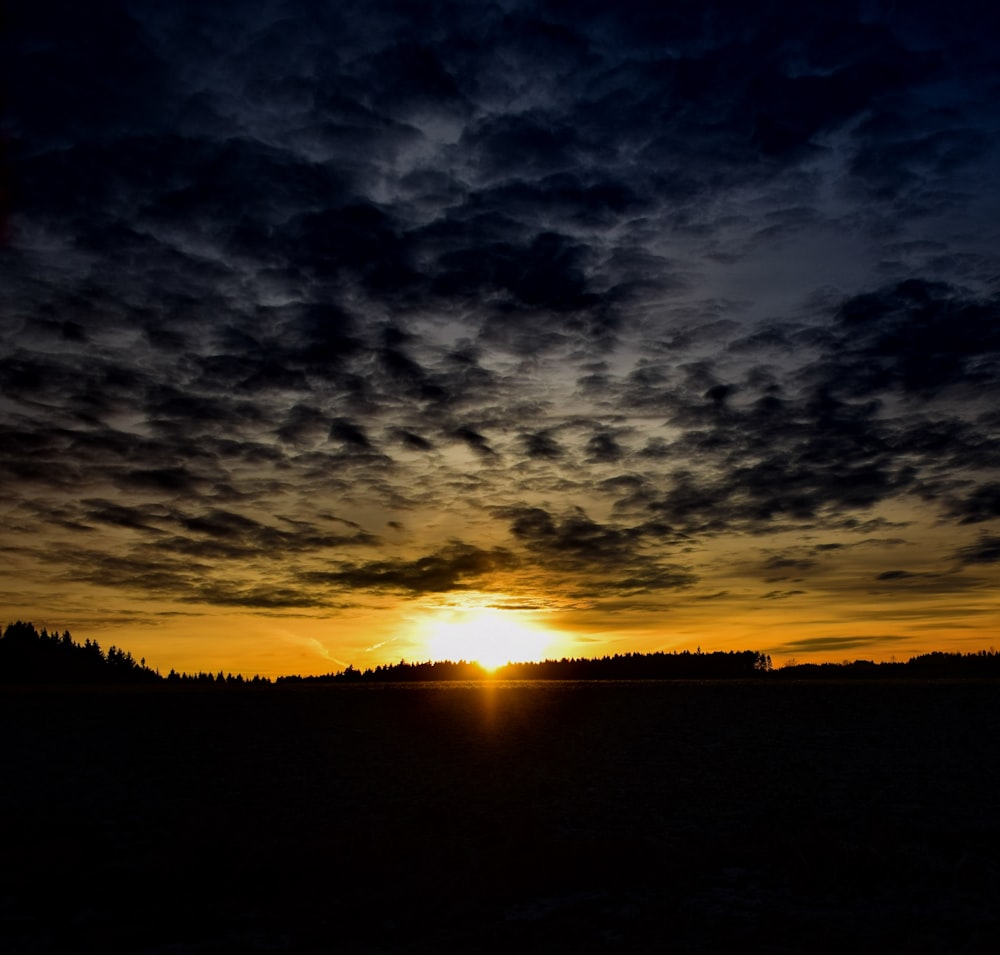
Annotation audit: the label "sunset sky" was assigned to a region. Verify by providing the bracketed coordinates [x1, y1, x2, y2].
[3, 0, 999, 676]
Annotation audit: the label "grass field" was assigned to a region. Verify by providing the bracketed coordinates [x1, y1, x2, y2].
[2, 680, 998, 953]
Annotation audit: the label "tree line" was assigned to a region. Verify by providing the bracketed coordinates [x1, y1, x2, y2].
[282, 648, 1000, 683]
[771, 650, 1000, 679]
[281, 650, 774, 683]
[0, 621, 270, 685]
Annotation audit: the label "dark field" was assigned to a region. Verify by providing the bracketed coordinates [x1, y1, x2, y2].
[2, 681, 998, 953]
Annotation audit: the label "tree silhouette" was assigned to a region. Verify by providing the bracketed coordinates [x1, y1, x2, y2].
[0, 621, 160, 684]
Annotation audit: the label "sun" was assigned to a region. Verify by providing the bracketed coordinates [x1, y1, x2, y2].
[423, 607, 552, 671]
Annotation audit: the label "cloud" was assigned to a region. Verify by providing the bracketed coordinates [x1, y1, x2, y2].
[277, 405, 330, 446]
[83, 500, 168, 534]
[3, 0, 999, 658]
[180, 583, 331, 609]
[56, 547, 211, 600]
[954, 536, 1000, 566]
[772, 635, 910, 655]
[305, 543, 518, 595]
[454, 426, 496, 457]
[329, 419, 372, 449]
[7, 0, 171, 142]
[759, 590, 806, 600]
[33, 500, 382, 610]
[520, 431, 564, 460]
[826, 280, 1000, 398]
[395, 429, 435, 452]
[763, 555, 816, 576]
[586, 432, 625, 463]
[946, 484, 1000, 525]
[876, 570, 915, 581]
[120, 467, 202, 494]
[495, 505, 695, 595]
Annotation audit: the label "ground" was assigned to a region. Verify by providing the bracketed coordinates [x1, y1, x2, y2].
[2, 680, 998, 952]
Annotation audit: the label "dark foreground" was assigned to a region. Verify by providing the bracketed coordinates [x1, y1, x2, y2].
[2, 681, 998, 953]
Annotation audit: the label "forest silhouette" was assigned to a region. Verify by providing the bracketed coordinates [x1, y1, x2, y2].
[0, 621, 266, 685]
[3, 620, 999, 684]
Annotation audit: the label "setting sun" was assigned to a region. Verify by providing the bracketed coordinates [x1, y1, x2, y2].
[422, 608, 553, 670]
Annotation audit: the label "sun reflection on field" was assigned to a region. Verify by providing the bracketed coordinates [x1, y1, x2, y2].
[422, 607, 553, 670]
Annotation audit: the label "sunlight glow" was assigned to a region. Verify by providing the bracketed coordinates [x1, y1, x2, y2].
[423, 608, 553, 670]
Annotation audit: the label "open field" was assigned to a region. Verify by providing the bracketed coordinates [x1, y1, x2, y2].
[2, 680, 998, 953]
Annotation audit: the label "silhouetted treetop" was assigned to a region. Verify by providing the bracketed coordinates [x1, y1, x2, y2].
[280, 648, 1000, 683]
[278, 650, 774, 683]
[0, 621, 161, 684]
[0, 621, 273, 685]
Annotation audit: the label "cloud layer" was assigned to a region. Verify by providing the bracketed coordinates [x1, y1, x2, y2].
[3, 0, 999, 667]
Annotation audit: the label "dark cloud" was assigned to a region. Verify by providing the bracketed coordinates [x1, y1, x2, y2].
[954, 536, 1000, 566]
[306, 543, 518, 595]
[877, 570, 915, 581]
[759, 590, 806, 600]
[75, 500, 377, 560]
[395, 430, 435, 452]
[772, 635, 910, 655]
[182, 583, 328, 610]
[429, 231, 602, 326]
[848, 117, 990, 206]
[30, 497, 383, 611]
[364, 41, 469, 117]
[83, 500, 167, 534]
[827, 280, 1000, 399]
[292, 203, 422, 296]
[57, 548, 211, 600]
[946, 484, 1000, 525]
[637, 427, 911, 534]
[6, 0, 170, 141]
[283, 304, 362, 371]
[454, 426, 496, 457]
[329, 419, 372, 450]
[378, 327, 449, 402]
[763, 555, 816, 576]
[121, 467, 201, 494]
[161, 508, 375, 560]
[521, 431, 564, 460]
[277, 405, 329, 446]
[468, 175, 642, 230]
[496, 505, 695, 595]
[586, 433, 625, 463]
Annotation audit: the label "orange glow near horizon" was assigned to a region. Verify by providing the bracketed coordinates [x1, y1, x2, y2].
[10, 570, 998, 679]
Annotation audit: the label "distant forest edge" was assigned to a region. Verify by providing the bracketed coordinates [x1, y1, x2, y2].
[283, 649, 1000, 682]
[0, 621, 267, 685]
[4, 621, 1000, 685]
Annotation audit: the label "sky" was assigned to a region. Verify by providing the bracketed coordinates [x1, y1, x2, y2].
[3, 0, 1000, 677]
